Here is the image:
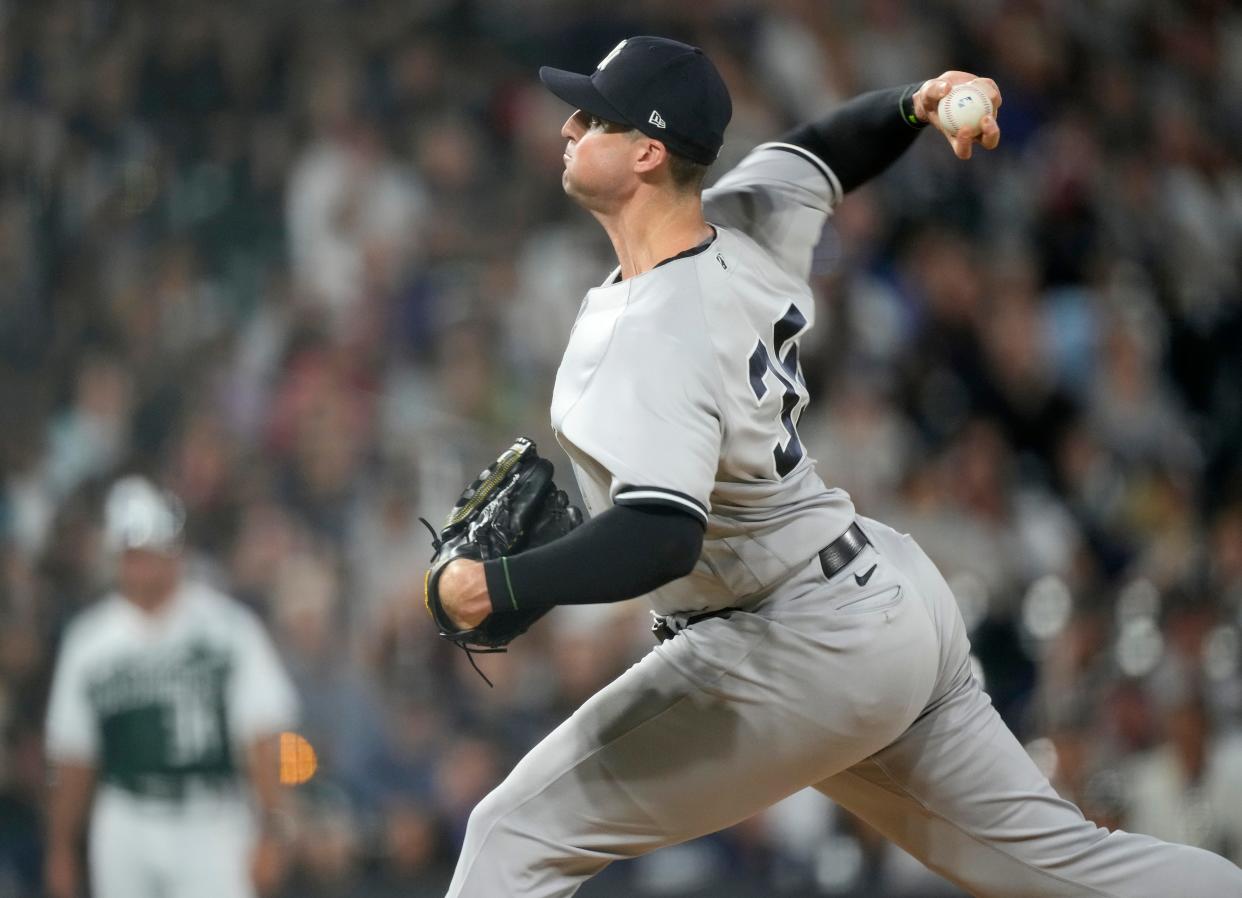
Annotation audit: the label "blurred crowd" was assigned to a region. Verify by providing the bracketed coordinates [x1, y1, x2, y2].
[2, 0, 1242, 895]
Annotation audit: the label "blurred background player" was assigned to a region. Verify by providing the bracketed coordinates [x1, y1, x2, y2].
[43, 476, 299, 898]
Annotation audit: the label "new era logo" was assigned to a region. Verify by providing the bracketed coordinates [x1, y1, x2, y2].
[648, 110, 666, 129]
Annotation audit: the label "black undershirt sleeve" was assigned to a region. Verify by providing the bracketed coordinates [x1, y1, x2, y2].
[483, 503, 704, 613]
[781, 82, 927, 194]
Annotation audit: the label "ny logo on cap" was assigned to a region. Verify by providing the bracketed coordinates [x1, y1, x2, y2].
[649, 110, 666, 129]
[598, 40, 627, 70]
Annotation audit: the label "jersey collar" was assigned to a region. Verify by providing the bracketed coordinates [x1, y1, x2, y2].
[605, 226, 718, 285]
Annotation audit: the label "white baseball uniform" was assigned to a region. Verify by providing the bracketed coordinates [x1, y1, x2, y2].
[46, 580, 298, 898]
[445, 144, 1242, 896]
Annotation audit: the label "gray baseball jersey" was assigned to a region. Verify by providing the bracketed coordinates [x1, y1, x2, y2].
[551, 142, 853, 616]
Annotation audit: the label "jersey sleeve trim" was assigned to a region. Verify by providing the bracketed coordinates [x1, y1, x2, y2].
[613, 486, 709, 525]
[753, 141, 844, 206]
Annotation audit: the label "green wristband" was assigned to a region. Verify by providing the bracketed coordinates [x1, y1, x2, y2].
[500, 556, 519, 611]
[900, 83, 929, 130]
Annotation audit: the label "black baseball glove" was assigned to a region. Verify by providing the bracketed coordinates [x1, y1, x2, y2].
[423, 437, 582, 679]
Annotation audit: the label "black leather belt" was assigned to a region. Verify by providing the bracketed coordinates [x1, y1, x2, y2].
[817, 521, 869, 581]
[653, 521, 870, 643]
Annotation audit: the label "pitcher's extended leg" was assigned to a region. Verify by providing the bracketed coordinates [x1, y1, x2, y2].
[817, 665, 1242, 898]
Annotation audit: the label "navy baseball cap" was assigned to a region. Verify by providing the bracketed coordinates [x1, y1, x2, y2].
[539, 36, 732, 166]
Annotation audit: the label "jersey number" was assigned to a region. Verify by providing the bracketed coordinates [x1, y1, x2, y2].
[748, 303, 809, 478]
[165, 695, 224, 766]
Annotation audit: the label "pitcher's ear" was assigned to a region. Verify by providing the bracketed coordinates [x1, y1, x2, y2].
[632, 136, 669, 177]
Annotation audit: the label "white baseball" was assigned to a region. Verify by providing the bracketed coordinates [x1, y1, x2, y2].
[936, 83, 993, 136]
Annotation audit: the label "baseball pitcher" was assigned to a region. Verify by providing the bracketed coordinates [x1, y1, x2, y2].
[425, 36, 1242, 898]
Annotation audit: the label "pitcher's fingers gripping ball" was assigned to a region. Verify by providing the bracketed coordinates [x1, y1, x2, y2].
[915, 73, 1002, 159]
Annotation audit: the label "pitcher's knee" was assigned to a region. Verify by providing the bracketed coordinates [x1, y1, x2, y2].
[455, 780, 606, 896]
[461, 781, 520, 855]
[462, 777, 570, 861]
[448, 784, 529, 896]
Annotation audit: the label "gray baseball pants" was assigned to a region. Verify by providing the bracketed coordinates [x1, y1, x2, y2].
[446, 517, 1242, 897]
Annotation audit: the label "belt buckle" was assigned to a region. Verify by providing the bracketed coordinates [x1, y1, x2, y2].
[652, 617, 675, 643]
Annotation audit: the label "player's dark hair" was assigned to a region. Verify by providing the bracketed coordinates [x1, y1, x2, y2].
[608, 119, 709, 192]
[667, 150, 710, 193]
